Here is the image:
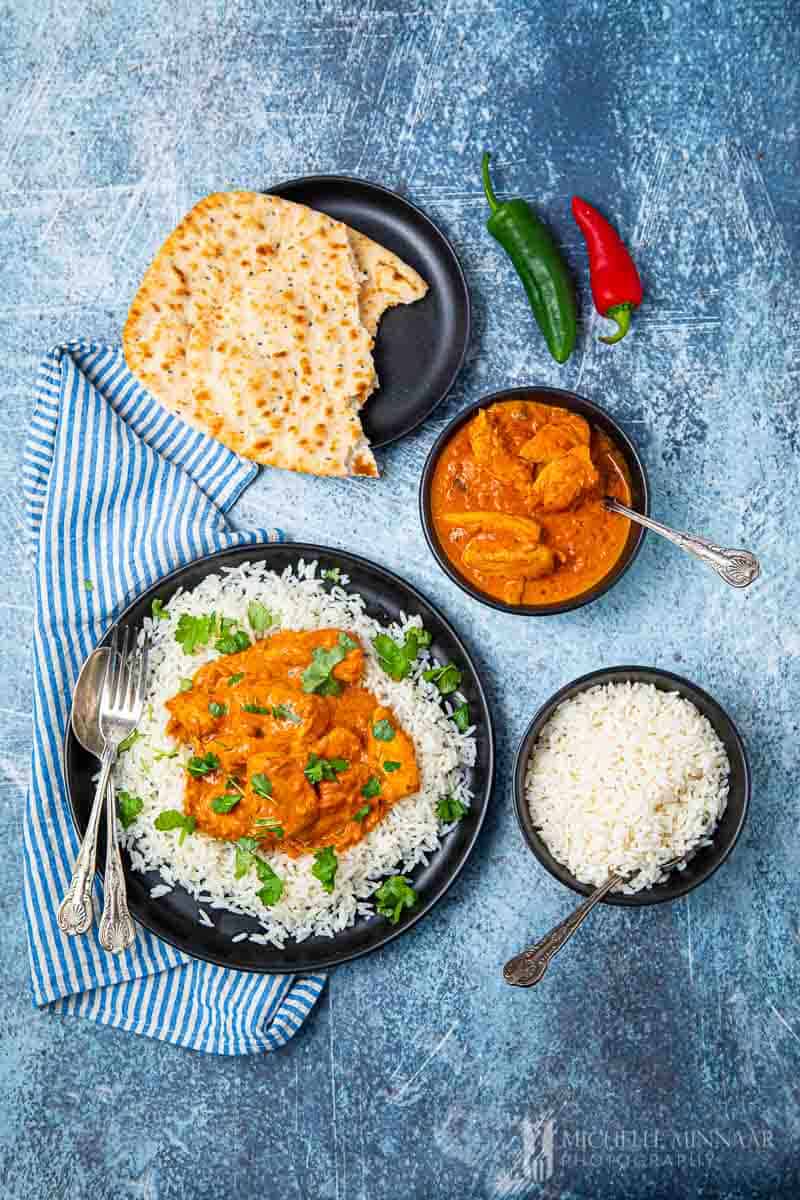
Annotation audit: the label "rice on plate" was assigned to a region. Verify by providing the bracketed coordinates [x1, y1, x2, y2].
[114, 560, 476, 947]
[525, 681, 729, 894]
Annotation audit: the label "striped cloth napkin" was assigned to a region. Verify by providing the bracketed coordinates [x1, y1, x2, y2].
[22, 342, 326, 1053]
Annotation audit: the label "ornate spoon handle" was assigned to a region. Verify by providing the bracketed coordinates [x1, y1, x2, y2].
[603, 498, 760, 588]
[57, 745, 115, 935]
[98, 779, 136, 953]
[503, 873, 623, 987]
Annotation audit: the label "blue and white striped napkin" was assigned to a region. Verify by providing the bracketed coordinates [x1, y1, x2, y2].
[22, 342, 326, 1053]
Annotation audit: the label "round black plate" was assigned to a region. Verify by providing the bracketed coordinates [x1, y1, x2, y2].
[269, 174, 471, 448]
[65, 544, 494, 973]
[513, 666, 750, 905]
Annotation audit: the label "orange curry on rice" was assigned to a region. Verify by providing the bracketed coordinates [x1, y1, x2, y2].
[430, 400, 632, 606]
[165, 629, 419, 856]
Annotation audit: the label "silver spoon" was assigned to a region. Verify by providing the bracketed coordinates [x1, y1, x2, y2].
[60, 647, 136, 952]
[504, 855, 685, 987]
[603, 497, 760, 588]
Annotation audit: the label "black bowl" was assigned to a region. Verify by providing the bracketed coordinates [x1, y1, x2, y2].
[512, 666, 750, 906]
[419, 386, 649, 615]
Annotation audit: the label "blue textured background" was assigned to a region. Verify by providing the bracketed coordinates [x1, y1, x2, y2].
[1, 2, 798, 1197]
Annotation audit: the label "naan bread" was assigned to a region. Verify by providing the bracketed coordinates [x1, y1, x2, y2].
[123, 191, 428, 477]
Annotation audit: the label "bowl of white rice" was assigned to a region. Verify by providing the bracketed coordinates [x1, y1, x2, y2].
[513, 667, 750, 905]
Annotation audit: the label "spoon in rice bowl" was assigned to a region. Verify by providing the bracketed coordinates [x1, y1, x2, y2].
[504, 854, 685, 987]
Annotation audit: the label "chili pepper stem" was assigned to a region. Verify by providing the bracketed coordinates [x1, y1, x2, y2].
[599, 303, 633, 345]
[481, 152, 500, 214]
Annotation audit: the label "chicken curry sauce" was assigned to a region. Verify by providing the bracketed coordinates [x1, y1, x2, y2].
[430, 400, 632, 606]
[165, 629, 420, 856]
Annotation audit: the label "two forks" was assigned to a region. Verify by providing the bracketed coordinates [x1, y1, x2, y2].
[57, 626, 149, 953]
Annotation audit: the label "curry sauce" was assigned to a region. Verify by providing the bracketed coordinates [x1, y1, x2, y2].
[165, 629, 419, 856]
[430, 400, 632, 606]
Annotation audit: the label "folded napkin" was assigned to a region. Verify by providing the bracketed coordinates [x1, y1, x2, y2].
[22, 342, 326, 1053]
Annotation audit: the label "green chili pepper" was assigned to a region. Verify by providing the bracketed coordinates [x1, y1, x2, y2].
[481, 152, 577, 364]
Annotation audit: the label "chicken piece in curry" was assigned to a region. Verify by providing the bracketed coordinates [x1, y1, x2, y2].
[430, 400, 632, 606]
[165, 629, 420, 856]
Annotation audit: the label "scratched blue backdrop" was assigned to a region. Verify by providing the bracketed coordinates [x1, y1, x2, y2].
[1, 2, 798, 1197]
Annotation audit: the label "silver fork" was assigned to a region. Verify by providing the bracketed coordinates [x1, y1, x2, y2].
[58, 627, 149, 950]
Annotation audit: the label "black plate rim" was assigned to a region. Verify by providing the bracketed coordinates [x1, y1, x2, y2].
[64, 541, 495, 973]
[419, 385, 650, 615]
[512, 665, 751, 906]
[268, 172, 472, 449]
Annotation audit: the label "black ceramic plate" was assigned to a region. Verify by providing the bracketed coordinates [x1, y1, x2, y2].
[513, 666, 750, 905]
[65, 544, 494, 973]
[269, 174, 471, 448]
[420, 386, 649, 615]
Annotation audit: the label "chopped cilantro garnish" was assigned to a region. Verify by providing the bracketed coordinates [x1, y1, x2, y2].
[304, 754, 349, 784]
[117, 790, 143, 830]
[118, 729, 141, 754]
[187, 751, 219, 778]
[372, 628, 427, 681]
[312, 846, 338, 893]
[362, 776, 381, 799]
[372, 718, 395, 742]
[322, 567, 341, 583]
[251, 773, 273, 799]
[228, 672, 245, 686]
[210, 793, 240, 814]
[353, 804, 371, 822]
[254, 817, 284, 839]
[179, 678, 193, 692]
[450, 702, 471, 733]
[152, 746, 179, 761]
[151, 597, 168, 621]
[375, 876, 417, 924]
[175, 612, 217, 654]
[208, 701, 227, 718]
[83, 579, 94, 592]
[215, 628, 250, 655]
[383, 761, 401, 773]
[247, 600, 273, 633]
[436, 794, 467, 823]
[234, 837, 259, 878]
[242, 702, 270, 714]
[272, 703, 301, 724]
[154, 809, 196, 844]
[255, 859, 284, 906]
[301, 633, 357, 695]
[423, 663, 462, 696]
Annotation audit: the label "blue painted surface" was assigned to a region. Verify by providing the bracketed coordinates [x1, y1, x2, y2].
[0, 2, 798, 1196]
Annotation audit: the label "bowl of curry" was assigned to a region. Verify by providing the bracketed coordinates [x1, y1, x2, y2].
[420, 387, 649, 614]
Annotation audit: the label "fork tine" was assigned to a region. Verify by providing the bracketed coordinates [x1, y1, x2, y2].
[102, 626, 120, 713]
[133, 632, 150, 716]
[115, 626, 131, 710]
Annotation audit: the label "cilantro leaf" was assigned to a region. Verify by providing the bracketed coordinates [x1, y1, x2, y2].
[251, 773, 272, 799]
[247, 600, 273, 633]
[83, 579, 94, 592]
[423, 663, 462, 696]
[254, 817, 284, 840]
[375, 876, 417, 925]
[304, 754, 349, 785]
[372, 718, 395, 742]
[179, 678, 193, 693]
[362, 776, 381, 799]
[450, 702, 471, 733]
[152, 746, 179, 761]
[175, 612, 217, 654]
[211, 793, 240, 814]
[301, 633, 357, 694]
[312, 846, 338, 893]
[436, 794, 467, 823]
[118, 729, 141, 754]
[227, 672, 245, 686]
[242, 702, 270, 715]
[187, 751, 219, 778]
[234, 837, 259, 878]
[215, 628, 251, 655]
[154, 809, 196, 844]
[353, 804, 371, 823]
[272, 704, 301, 724]
[256, 860, 284, 906]
[151, 597, 168, 621]
[383, 761, 401, 773]
[208, 701, 227, 718]
[371, 628, 426, 681]
[117, 790, 143, 830]
[322, 567, 341, 583]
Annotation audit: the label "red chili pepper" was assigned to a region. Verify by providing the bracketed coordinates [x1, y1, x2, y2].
[571, 197, 643, 344]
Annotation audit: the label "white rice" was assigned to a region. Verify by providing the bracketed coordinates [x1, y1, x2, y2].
[114, 559, 475, 945]
[525, 682, 729, 893]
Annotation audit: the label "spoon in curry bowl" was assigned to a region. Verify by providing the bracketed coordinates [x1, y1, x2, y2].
[603, 498, 760, 589]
